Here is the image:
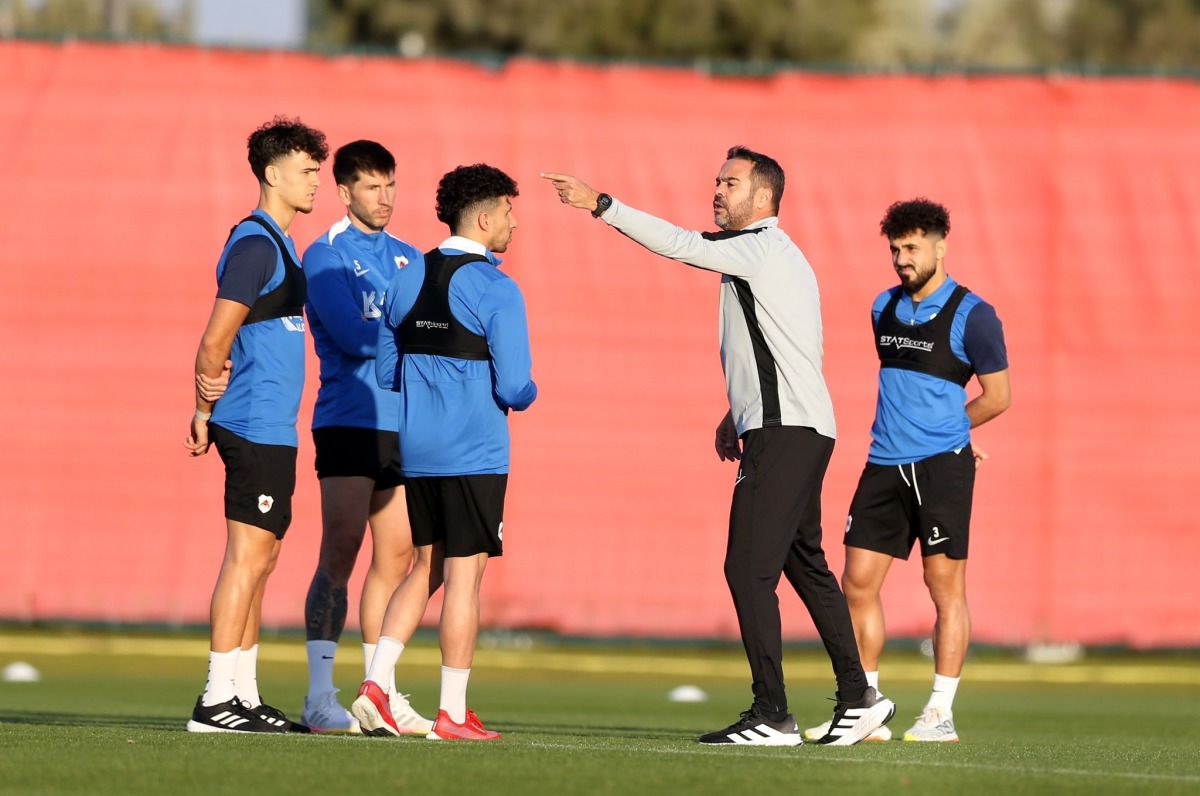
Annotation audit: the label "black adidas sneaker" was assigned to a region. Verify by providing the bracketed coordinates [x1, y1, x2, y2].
[186, 696, 287, 734]
[698, 705, 802, 746]
[254, 699, 312, 734]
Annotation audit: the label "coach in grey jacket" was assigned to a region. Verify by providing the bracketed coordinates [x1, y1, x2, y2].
[543, 148, 893, 747]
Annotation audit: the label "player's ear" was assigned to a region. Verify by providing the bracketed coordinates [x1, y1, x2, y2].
[337, 182, 352, 208]
[935, 238, 947, 261]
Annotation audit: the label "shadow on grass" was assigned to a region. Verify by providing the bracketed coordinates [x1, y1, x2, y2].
[497, 719, 699, 742]
[0, 709, 183, 731]
[0, 710, 701, 743]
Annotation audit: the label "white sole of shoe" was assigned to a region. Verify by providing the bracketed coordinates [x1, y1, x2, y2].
[805, 728, 889, 742]
[824, 698, 897, 746]
[699, 734, 803, 747]
[350, 696, 400, 737]
[186, 719, 254, 734]
[184, 720, 238, 734]
[700, 737, 804, 747]
[903, 731, 959, 743]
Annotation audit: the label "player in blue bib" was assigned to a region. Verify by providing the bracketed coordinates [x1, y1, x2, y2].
[184, 116, 328, 735]
[353, 164, 536, 742]
[804, 198, 1011, 745]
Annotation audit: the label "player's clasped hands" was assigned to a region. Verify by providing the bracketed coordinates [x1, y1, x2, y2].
[184, 359, 232, 456]
[195, 359, 233, 402]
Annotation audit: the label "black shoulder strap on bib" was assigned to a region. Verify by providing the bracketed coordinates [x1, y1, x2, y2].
[226, 215, 307, 326]
[232, 215, 300, 270]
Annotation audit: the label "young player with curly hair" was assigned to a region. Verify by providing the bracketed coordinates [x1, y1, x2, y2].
[184, 116, 329, 734]
[351, 164, 537, 741]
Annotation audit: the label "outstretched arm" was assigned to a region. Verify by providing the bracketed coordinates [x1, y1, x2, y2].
[540, 172, 770, 278]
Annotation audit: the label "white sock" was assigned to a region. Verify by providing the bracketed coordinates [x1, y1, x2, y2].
[865, 671, 880, 690]
[307, 640, 338, 698]
[439, 665, 471, 724]
[365, 637, 404, 688]
[363, 643, 376, 678]
[202, 648, 239, 706]
[363, 642, 397, 693]
[926, 673, 960, 712]
[234, 644, 261, 708]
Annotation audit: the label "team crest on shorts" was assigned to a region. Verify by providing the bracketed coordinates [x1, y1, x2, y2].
[257, 494, 274, 513]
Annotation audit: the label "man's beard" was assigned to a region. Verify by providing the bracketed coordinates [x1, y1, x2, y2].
[715, 197, 753, 230]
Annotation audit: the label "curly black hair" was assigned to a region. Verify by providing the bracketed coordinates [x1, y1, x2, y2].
[247, 116, 329, 183]
[880, 198, 950, 240]
[726, 145, 785, 213]
[435, 164, 519, 232]
[333, 140, 395, 187]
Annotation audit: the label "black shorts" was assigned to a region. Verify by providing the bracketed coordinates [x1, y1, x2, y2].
[844, 446, 975, 560]
[209, 423, 297, 539]
[404, 475, 507, 558]
[312, 426, 403, 489]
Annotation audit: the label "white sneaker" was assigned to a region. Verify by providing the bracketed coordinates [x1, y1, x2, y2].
[811, 687, 896, 746]
[301, 690, 361, 734]
[389, 692, 434, 735]
[804, 719, 892, 742]
[903, 707, 959, 742]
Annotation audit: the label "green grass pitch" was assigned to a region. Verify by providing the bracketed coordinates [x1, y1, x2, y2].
[1, 630, 1197, 795]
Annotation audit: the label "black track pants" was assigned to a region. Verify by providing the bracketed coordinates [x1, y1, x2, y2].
[724, 425, 866, 718]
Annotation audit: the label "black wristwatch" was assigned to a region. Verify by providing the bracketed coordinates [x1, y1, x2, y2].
[592, 193, 612, 218]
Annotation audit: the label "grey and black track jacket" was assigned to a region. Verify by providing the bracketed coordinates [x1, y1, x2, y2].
[600, 197, 835, 440]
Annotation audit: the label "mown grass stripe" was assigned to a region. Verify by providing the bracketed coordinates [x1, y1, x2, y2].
[2, 634, 1196, 686]
[525, 740, 1200, 784]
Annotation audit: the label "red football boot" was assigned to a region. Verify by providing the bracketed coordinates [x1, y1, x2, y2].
[425, 708, 501, 741]
[350, 681, 401, 737]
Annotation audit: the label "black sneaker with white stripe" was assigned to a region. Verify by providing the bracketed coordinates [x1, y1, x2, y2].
[254, 699, 312, 734]
[698, 705, 802, 746]
[186, 696, 288, 734]
[815, 686, 896, 746]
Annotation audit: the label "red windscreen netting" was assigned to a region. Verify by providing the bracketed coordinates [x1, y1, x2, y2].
[1, 41, 1196, 646]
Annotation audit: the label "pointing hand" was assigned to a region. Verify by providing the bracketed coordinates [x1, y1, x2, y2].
[541, 172, 601, 213]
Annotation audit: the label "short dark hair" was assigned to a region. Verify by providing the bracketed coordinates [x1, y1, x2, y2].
[726, 145, 785, 213]
[246, 116, 329, 183]
[435, 164, 519, 232]
[333, 140, 395, 187]
[880, 198, 950, 240]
